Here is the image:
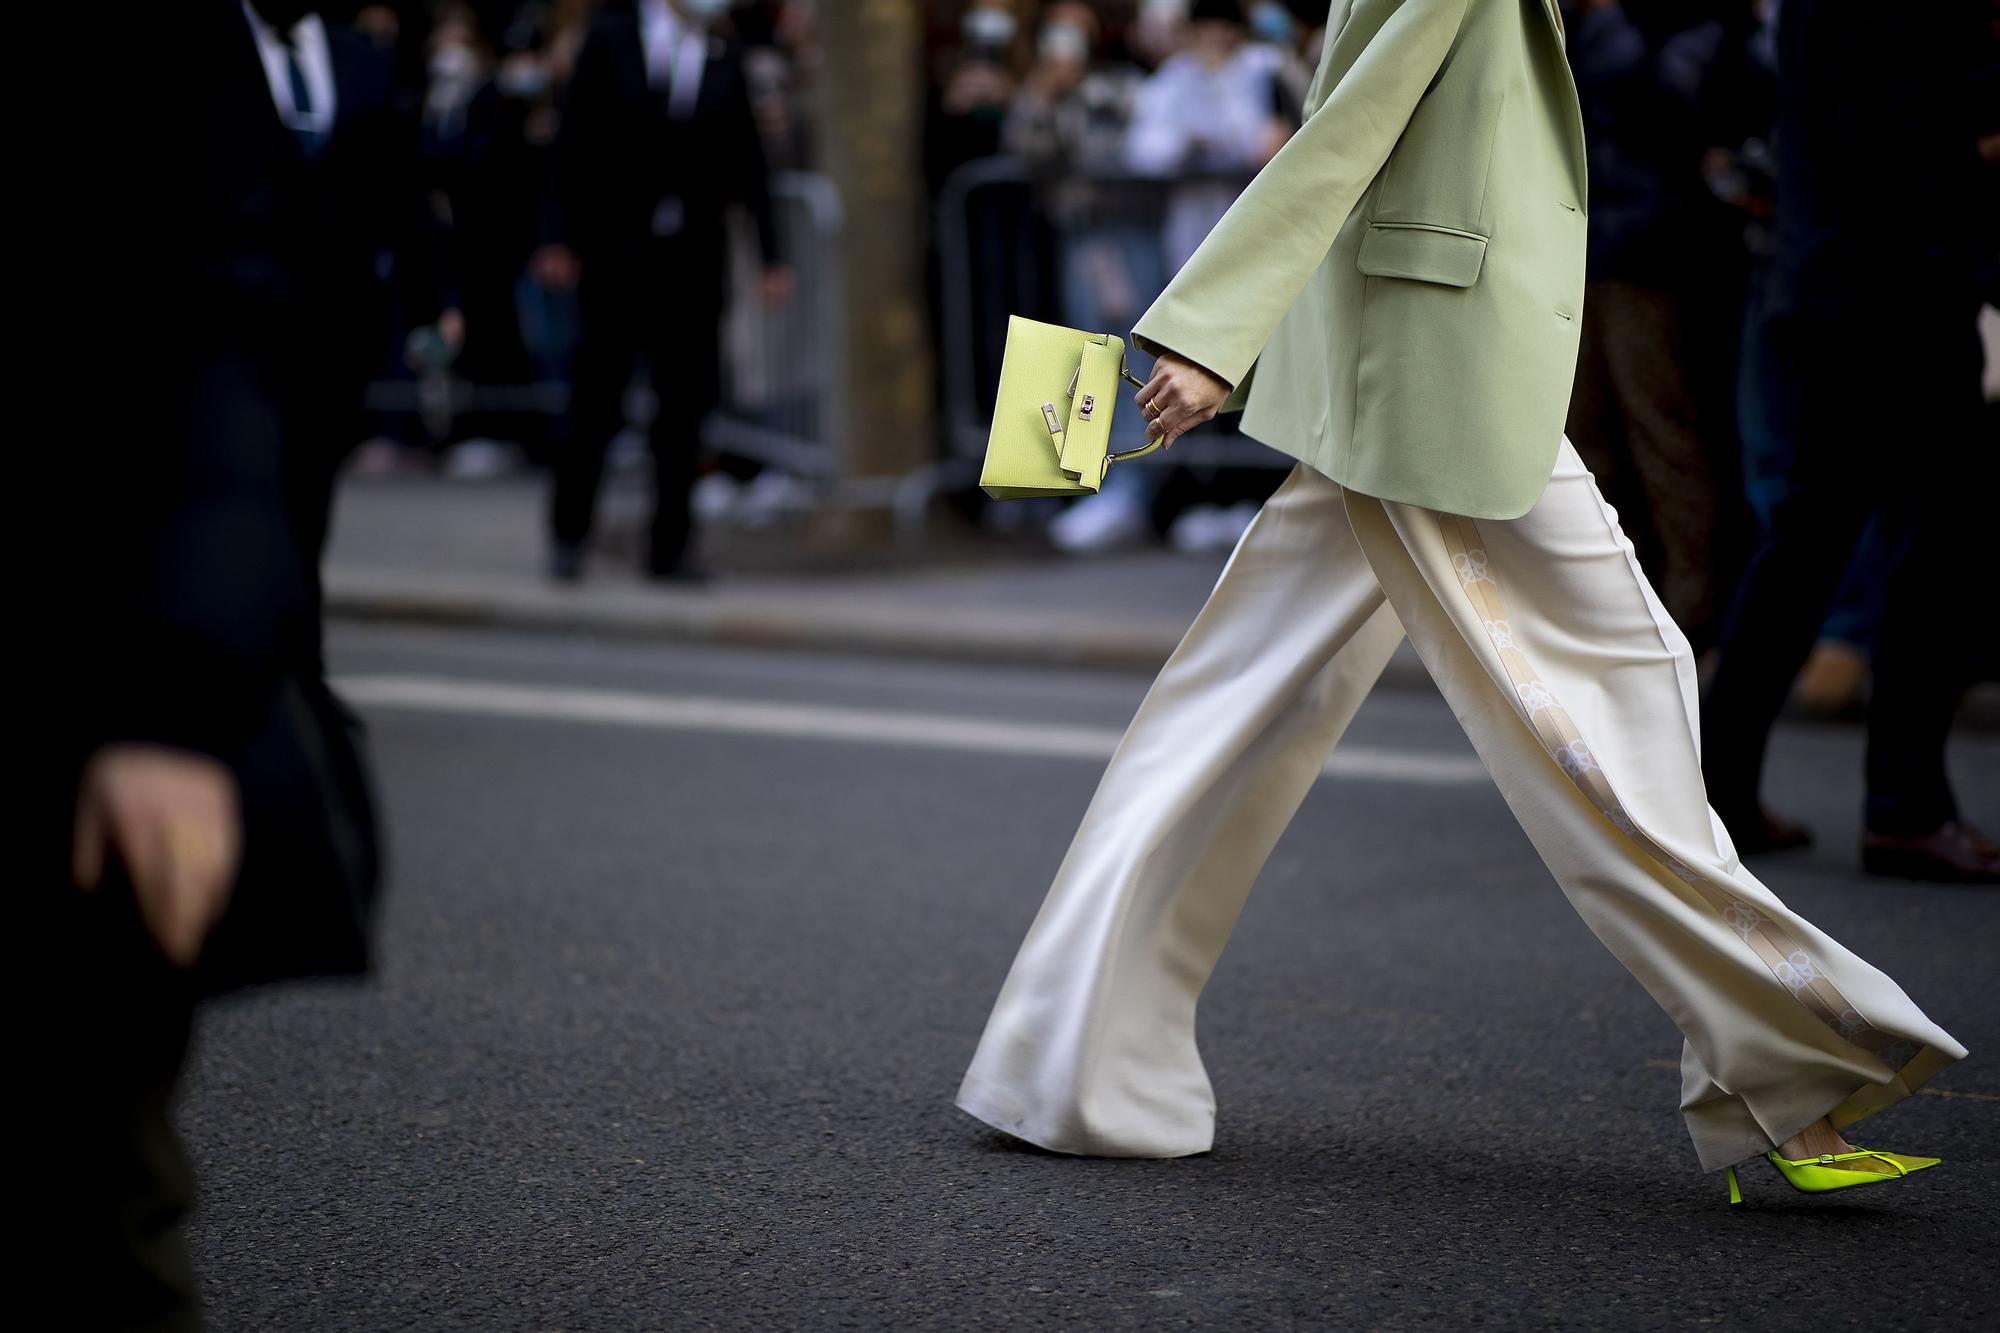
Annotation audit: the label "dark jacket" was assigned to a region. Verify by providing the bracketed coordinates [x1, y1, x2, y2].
[1768, 0, 1989, 321]
[553, 5, 777, 265]
[1564, 2, 1723, 281]
[49, 3, 395, 991]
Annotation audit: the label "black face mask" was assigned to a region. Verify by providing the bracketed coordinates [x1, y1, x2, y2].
[250, 0, 318, 31]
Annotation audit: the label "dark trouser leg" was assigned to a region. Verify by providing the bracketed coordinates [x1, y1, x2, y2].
[1701, 315, 1876, 821]
[644, 242, 723, 575]
[53, 890, 202, 1333]
[1861, 330, 1988, 835]
[551, 266, 642, 550]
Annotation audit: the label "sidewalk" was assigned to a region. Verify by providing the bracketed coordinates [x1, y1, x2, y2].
[325, 472, 1427, 678]
[326, 473, 1998, 729]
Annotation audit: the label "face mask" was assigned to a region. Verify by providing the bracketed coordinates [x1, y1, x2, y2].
[429, 44, 479, 85]
[1249, 3, 1293, 44]
[682, 0, 732, 22]
[963, 8, 1017, 49]
[1038, 22, 1088, 64]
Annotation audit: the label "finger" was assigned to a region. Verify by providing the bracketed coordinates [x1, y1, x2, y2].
[1145, 386, 1189, 436]
[1135, 366, 1170, 410]
[157, 820, 233, 969]
[127, 814, 182, 959]
[156, 830, 206, 968]
[1149, 395, 1198, 441]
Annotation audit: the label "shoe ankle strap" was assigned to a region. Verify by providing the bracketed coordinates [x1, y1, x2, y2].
[1773, 1147, 1908, 1176]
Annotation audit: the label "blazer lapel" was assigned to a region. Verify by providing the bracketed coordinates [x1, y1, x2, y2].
[1536, 0, 1588, 203]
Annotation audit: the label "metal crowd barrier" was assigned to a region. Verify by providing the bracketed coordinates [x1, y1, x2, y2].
[709, 171, 846, 479]
[897, 155, 1290, 540]
[365, 170, 845, 482]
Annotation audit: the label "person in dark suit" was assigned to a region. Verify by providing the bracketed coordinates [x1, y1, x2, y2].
[1701, 0, 1997, 882]
[543, 0, 790, 583]
[211, 0, 459, 573]
[41, 4, 427, 1324]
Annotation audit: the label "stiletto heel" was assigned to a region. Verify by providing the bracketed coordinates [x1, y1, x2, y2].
[1725, 1164, 1742, 1207]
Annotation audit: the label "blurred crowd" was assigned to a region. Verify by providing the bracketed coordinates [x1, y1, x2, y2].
[309, 1, 816, 480]
[931, 0, 1999, 709]
[321, 0, 1335, 558]
[274, 2, 1997, 619]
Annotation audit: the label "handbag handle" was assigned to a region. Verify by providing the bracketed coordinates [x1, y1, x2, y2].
[1106, 364, 1166, 464]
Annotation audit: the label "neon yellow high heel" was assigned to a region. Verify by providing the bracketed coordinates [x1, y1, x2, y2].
[1725, 1146, 1941, 1206]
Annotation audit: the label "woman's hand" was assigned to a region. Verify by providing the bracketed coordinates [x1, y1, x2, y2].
[73, 745, 242, 967]
[1135, 352, 1231, 448]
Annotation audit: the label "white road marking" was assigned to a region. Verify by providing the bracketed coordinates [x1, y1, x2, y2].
[334, 674, 1489, 786]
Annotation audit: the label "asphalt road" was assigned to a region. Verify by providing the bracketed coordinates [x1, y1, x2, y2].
[182, 623, 2000, 1330]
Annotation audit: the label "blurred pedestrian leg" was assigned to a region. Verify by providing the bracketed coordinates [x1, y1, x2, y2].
[1703, 310, 1990, 870]
[51, 890, 201, 1333]
[1699, 1, 1994, 878]
[552, 234, 724, 577]
[1565, 280, 1719, 647]
[1737, 293, 1902, 720]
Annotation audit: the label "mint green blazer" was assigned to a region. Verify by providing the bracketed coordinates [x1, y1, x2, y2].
[1132, 0, 1588, 520]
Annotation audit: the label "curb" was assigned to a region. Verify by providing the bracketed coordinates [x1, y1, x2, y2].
[326, 571, 1997, 730]
[322, 569, 1266, 677]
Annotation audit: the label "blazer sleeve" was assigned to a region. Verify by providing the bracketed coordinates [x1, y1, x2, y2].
[1130, 0, 1473, 387]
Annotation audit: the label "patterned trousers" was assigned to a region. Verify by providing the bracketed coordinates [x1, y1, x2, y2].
[956, 445, 1962, 1170]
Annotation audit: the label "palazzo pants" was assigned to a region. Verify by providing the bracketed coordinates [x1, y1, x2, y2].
[956, 443, 1963, 1170]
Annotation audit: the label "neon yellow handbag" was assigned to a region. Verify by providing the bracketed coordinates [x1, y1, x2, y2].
[979, 316, 1166, 499]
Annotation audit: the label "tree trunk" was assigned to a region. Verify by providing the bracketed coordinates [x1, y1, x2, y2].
[816, 0, 934, 483]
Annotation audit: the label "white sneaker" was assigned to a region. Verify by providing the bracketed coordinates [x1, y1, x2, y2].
[692, 472, 742, 521]
[607, 428, 649, 475]
[1170, 501, 1264, 553]
[441, 438, 516, 480]
[736, 470, 815, 527]
[1050, 489, 1150, 553]
[1221, 500, 1261, 543]
[1168, 503, 1226, 553]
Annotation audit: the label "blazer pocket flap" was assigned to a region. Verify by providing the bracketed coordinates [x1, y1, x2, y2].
[1357, 224, 1488, 288]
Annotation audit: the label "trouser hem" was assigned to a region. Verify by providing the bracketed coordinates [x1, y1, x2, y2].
[954, 1072, 1215, 1160]
[1684, 1042, 1961, 1171]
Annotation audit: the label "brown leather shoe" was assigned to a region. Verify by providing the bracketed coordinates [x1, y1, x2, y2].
[1862, 822, 2000, 884]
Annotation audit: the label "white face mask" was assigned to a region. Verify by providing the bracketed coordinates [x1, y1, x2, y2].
[428, 43, 479, 85]
[963, 8, 1017, 49]
[1038, 22, 1089, 64]
[682, 0, 731, 22]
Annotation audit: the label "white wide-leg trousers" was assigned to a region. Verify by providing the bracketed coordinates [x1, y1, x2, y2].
[957, 445, 1964, 1170]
